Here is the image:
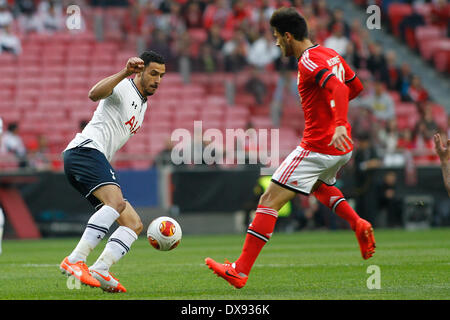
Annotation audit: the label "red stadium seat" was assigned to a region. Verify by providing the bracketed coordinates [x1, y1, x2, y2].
[388, 3, 413, 37]
[432, 40, 450, 73]
[431, 104, 447, 129]
[395, 102, 417, 117]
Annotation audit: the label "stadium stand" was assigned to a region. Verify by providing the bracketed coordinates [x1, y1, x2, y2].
[0, 0, 447, 171]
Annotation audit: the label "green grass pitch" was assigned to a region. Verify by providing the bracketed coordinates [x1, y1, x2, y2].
[0, 228, 449, 300]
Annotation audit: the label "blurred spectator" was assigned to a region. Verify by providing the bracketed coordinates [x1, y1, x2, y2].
[418, 104, 438, 138]
[172, 30, 192, 64]
[182, 1, 203, 29]
[405, 75, 429, 104]
[313, 0, 330, 20]
[430, 0, 450, 30]
[382, 50, 400, 91]
[37, 0, 64, 34]
[222, 29, 249, 72]
[353, 132, 382, 217]
[397, 128, 415, 151]
[16, 0, 41, 33]
[366, 42, 387, 82]
[397, 62, 413, 101]
[1, 122, 27, 168]
[412, 120, 437, 163]
[225, 0, 251, 32]
[193, 43, 217, 73]
[203, 0, 231, 30]
[271, 69, 298, 126]
[349, 18, 370, 63]
[153, 139, 175, 168]
[27, 135, 51, 171]
[274, 54, 297, 72]
[324, 22, 349, 56]
[0, 24, 21, 55]
[361, 81, 395, 122]
[247, 28, 280, 69]
[0, 1, 13, 30]
[398, 8, 425, 42]
[376, 171, 403, 227]
[157, 1, 186, 36]
[206, 23, 225, 54]
[148, 28, 174, 69]
[433, 132, 450, 197]
[351, 105, 377, 142]
[327, 7, 350, 36]
[245, 67, 268, 106]
[343, 41, 361, 70]
[250, 0, 275, 26]
[377, 118, 400, 155]
[14, 0, 36, 16]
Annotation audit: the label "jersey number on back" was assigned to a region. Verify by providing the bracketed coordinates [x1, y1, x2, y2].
[332, 63, 345, 83]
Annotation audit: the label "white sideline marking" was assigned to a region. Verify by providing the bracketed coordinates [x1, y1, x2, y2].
[21, 264, 59, 268]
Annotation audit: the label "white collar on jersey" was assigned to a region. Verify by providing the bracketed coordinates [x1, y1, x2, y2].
[129, 78, 147, 103]
[298, 44, 320, 61]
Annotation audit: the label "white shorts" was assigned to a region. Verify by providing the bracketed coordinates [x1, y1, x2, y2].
[271, 146, 352, 195]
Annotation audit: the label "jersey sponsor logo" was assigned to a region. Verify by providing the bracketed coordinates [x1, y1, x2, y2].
[110, 169, 116, 180]
[125, 116, 141, 135]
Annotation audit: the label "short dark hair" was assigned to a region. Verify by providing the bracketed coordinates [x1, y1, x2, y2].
[139, 50, 165, 67]
[270, 7, 308, 41]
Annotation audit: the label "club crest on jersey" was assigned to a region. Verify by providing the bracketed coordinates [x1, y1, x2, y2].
[125, 116, 141, 135]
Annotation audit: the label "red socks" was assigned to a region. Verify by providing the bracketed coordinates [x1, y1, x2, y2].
[234, 185, 358, 276]
[313, 183, 360, 230]
[234, 205, 278, 276]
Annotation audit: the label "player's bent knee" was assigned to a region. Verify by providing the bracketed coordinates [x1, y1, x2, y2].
[259, 191, 282, 211]
[104, 199, 126, 214]
[128, 219, 143, 235]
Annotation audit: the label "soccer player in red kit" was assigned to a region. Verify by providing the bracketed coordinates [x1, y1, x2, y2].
[205, 7, 375, 289]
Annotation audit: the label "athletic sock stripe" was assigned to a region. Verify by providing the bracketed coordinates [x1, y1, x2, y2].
[86, 224, 108, 234]
[256, 208, 278, 215]
[108, 238, 130, 252]
[256, 209, 278, 218]
[332, 198, 346, 212]
[247, 229, 269, 242]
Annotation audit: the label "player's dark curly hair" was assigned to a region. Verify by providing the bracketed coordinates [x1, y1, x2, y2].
[139, 50, 165, 67]
[270, 7, 308, 41]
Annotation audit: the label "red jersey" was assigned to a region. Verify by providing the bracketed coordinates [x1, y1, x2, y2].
[297, 44, 356, 156]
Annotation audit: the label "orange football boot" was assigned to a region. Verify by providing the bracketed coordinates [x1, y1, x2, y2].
[90, 269, 127, 293]
[59, 257, 101, 288]
[355, 219, 376, 259]
[205, 258, 248, 289]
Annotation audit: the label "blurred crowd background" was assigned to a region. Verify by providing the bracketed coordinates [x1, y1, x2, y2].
[0, 0, 449, 232]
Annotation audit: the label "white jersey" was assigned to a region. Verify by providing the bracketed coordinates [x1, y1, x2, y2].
[65, 78, 148, 162]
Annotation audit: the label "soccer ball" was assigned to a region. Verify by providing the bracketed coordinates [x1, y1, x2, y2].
[147, 216, 182, 251]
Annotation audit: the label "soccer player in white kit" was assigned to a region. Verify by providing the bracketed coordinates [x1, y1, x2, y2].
[59, 51, 165, 292]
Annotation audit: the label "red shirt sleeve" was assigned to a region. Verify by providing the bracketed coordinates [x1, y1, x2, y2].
[299, 50, 335, 87]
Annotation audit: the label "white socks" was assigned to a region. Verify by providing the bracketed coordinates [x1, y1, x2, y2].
[90, 226, 138, 272]
[68, 205, 120, 263]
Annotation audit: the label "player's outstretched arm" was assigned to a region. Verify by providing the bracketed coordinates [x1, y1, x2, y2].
[323, 76, 353, 152]
[434, 133, 450, 197]
[346, 76, 363, 101]
[88, 57, 145, 102]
